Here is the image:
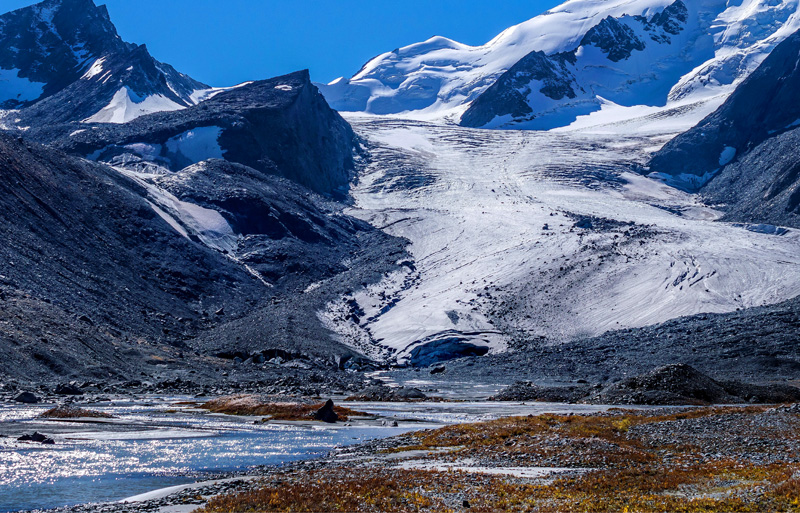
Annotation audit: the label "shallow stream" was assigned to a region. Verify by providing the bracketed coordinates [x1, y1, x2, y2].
[0, 398, 628, 512]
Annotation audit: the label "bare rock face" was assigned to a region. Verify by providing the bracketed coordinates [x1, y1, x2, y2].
[460, 51, 579, 129]
[36, 71, 357, 199]
[313, 399, 339, 423]
[649, 27, 800, 199]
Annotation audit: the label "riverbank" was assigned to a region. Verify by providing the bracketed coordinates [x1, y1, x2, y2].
[199, 404, 800, 513]
[17, 402, 800, 513]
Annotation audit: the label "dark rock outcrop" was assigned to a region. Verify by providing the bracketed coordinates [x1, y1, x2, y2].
[579, 17, 646, 62]
[649, 27, 800, 197]
[489, 382, 593, 403]
[460, 52, 578, 128]
[53, 383, 83, 395]
[34, 71, 356, 198]
[346, 385, 428, 402]
[18, 432, 55, 444]
[590, 364, 739, 405]
[430, 365, 446, 375]
[13, 392, 40, 404]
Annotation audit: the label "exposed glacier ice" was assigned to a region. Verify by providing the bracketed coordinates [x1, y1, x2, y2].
[165, 126, 225, 165]
[114, 166, 238, 253]
[320, 117, 800, 365]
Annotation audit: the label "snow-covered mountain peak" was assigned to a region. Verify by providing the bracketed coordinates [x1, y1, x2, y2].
[0, 0, 126, 108]
[319, 0, 800, 131]
[354, 36, 469, 79]
[317, 0, 681, 118]
[0, 0, 208, 124]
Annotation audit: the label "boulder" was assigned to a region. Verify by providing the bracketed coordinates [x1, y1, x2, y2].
[54, 383, 84, 395]
[430, 365, 446, 375]
[13, 392, 39, 404]
[18, 432, 54, 444]
[313, 399, 338, 423]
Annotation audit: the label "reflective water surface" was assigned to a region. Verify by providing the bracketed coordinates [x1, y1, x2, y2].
[0, 399, 412, 512]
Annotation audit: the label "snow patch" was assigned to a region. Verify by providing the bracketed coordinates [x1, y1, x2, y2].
[81, 58, 106, 80]
[0, 68, 45, 104]
[189, 82, 254, 104]
[114, 167, 237, 253]
[84, 87, 184, 124]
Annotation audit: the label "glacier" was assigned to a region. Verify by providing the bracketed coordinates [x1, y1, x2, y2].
[319, 116, 800, 365]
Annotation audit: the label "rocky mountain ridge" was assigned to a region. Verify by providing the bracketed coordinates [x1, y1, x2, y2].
[0, 0, 207, 125]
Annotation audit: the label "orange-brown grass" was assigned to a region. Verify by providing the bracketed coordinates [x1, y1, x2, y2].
[383, 412, 656, 466]
[200, 395, 366, 421]
[384, 407, 774, 464]
[199, 469, 449, 513]
[40, 406, 114, 419]
[199, 463, 800, 513]
[199, 406, 800, 513]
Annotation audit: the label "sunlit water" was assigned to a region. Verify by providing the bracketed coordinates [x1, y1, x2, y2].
[0, 399, 658, 512]
[0, 400, 413, 512]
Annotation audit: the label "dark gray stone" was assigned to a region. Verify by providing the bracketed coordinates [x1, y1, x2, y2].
[13, 392, 39, 404]
[313, 399, 338, 423]
[54, 383, 84, 395]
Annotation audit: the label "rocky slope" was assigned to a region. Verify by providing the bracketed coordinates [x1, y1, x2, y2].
[0, 0, 207, 125]
[398, 292, 800, 391]
[649, 27, 800, 229]
[0, 131, 400, 383]
[0, 133, 260, 381]
[491, 364, 800, 405]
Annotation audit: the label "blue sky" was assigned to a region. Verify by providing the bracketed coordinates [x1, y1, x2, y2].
[3, 0, 562, 86]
